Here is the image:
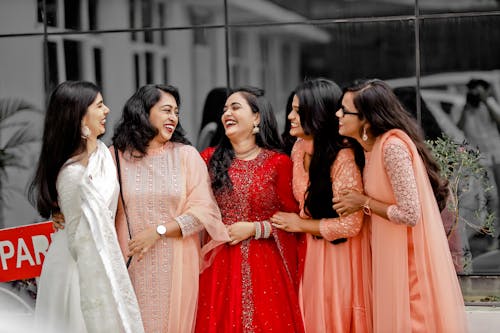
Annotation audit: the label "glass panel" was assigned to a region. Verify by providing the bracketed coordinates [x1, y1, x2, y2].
[229, 21, 416, 132]
[65, 0, 82, 30]
[420, 15, 500, 277]
[0, 0, 44, 34]
[41, 29, 227, 148]
[228, 0, 415, 24]
[0, 0, 224, 34]
[64, 39, 83, 80]
[94, 0, 225, 32]
[420, 0, 500, 15]
[0, 36, 46, 229]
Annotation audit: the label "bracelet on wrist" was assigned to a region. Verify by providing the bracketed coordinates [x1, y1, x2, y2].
[362, 197, 372, 216]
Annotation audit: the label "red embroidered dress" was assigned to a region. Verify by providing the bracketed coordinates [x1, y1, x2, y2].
[195, 148, 305, 333]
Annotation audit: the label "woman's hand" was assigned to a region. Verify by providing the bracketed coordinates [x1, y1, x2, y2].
[270, 212, 302, 232]
[333, 189, 365, 217]
[52, 212, 65, 230]
[227, 222, 255, 245]
[128, 227, 159, 261]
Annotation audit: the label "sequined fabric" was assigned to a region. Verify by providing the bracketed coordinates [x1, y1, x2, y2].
[114, 142, 223, 333]
[196, 148, 305, 333]
[382, 138, 421, 226]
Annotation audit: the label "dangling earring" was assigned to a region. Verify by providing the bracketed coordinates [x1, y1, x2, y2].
[81, 125, 90, 139]
[362, 127, 368, 141]
[252, 123, 260, 135]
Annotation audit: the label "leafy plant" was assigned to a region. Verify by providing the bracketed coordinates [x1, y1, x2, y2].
[0, 98, 43, 301]
[0, 98, 43, 224]
[427, 135, 496, 237]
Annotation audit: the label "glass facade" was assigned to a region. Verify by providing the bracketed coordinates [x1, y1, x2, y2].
[1, 0, 500, 302]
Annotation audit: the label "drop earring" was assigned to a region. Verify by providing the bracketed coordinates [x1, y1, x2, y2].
[252, 123, 260, 135]
[362, 127, 368, 141]
[81, 125, 90, 139]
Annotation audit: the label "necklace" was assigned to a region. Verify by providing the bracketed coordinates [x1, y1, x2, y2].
[234, 145, 260, 160]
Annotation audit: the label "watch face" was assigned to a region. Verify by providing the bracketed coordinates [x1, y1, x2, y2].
[157, 225, 167, 235]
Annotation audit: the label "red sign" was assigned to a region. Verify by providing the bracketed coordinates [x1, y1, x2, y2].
[0, 222, 54, 282]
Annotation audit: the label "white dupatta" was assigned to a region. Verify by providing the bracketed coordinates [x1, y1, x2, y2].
[79, 141, 144, 333]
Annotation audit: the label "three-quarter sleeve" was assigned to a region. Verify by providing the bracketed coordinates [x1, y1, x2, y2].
[319, 149, 363, 241]
[175, 213, 203, 237]
[383, 138, 421, 226]
[181, 146, 227, 241]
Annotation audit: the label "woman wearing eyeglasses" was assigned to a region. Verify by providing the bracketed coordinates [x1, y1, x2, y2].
[271, 78, 371, 333]
[333, 79, 467, 332]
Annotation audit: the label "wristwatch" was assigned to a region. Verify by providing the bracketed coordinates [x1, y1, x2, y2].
[156, 224, 167, 237]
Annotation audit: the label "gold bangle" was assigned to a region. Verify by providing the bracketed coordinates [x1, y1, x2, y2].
[363, 197, 372, 216]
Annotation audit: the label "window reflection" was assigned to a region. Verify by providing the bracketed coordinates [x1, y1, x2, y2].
[1, 0, 500, 285]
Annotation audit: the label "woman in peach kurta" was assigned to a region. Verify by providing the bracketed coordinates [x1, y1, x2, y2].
[271, 78, 371, 333]
[112, 84, 229, 333]
[335, 79, 467, 333]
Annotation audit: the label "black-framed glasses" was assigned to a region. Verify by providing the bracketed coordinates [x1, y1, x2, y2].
[339, 106, 359, 117]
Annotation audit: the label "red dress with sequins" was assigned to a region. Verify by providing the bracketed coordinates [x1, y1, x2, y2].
[195, 148, 305, 333]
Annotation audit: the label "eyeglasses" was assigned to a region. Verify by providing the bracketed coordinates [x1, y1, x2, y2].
[339, 106, 359, 117]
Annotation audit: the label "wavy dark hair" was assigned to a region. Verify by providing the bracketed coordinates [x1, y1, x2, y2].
[296, 78, 365, 219]
[29, 81, 100, 218]
[209, 86, 284, 192]
[112, 84, 190, 157]
[345, 79, 449, 210]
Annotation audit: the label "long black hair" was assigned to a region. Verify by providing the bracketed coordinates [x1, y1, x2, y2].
[29, 81, 100, 218]
[112, 84, 190, 158]
[198, 87, 229, 147]
[346, 79, 449, 210]
[209, 86, 284, 192]
[281, 90, 297, 156]
[296, 78, 364, 219]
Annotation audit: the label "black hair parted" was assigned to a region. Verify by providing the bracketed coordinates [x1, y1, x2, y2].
[208, 86, 284, 193]
[346, 79, 449, 210]
[295, 78, 364, 219]
[29, 81, 101, 218]
[112, 84, 190, 158]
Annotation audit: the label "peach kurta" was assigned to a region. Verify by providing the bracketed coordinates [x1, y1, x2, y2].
[365, 129, 467, 333]
[112, 142, 228, 333]
[291, 138, 372, 333]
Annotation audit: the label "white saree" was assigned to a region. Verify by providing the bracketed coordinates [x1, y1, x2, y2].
[34, 140, 144, 333]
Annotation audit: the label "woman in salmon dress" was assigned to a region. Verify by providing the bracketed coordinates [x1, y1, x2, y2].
[195, 86, 305, 333]
[112, 84, 229, 333]
[271, 78, 371, 333]
[334, 79, 468, 332]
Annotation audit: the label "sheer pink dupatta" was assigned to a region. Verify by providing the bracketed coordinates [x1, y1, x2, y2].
[365, 129, 467, 333]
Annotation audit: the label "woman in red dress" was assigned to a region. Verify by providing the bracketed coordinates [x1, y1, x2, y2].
[195, 86, 305, 333]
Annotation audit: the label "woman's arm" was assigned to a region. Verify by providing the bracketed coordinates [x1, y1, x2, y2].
[319, 149, 364, 241]
[333, 138, 421, 226]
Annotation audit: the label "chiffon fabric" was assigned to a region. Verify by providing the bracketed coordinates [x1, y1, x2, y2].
[112, 142, 229, 333]
[365, 129, 468, 333]
[195, 148, 305, 333]
[291, 138, 372, 333]
[34, 140, 144, 333]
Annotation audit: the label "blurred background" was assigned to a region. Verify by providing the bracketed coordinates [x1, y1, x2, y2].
[1, 0, 499, 298]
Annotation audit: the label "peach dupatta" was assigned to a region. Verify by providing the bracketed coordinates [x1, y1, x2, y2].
[364, 129, 467, 333]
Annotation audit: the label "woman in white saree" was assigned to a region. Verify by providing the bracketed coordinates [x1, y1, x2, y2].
[30, 81, 144, 333]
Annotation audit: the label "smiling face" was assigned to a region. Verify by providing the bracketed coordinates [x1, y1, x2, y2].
[287, 94, 311, 139]
[148, 91, 179, 146]
[221, 92, 260, 142]
[81, 93, 109, 139]
[336, 91, 364, 142]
